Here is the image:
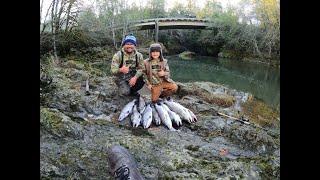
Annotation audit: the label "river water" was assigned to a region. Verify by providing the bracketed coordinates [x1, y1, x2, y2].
[167, 55, 280, 110]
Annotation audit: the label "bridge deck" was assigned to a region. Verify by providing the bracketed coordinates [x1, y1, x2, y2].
[132, 21, 208, 30]
[113, 18, 212, 30]
[113, 18, 213, 42]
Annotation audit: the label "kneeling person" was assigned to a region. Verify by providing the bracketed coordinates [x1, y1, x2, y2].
[110, 35, 145, 96]
[143, 43, 178, 102]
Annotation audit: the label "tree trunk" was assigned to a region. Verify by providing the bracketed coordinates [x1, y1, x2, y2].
[111, 19, 117, 48]
[40, 0, 44, 25]
[41, 1, 53, 35]
[268, 41, 272, 58]
[56, 0, 65, 31]
[52, 0, 58, 61]
[51, 0, 55, 34]
[122, 19, 128, 38]
[65, 0, 75, 32]
[253, 38, 262, 58]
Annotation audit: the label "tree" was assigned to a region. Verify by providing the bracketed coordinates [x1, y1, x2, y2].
[52, 0, 59, 60]
[147, 0, 166, 18]
[40, 0, 54, 34]
[65, 0, 77, 32]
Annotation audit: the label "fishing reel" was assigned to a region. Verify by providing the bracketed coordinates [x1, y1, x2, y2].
[240, 116, 249, 122]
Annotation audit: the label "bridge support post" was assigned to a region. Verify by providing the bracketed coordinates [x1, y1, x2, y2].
[155, 20, 159, 42]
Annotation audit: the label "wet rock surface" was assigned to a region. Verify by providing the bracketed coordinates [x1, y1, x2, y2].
[40, 60, 280, 179]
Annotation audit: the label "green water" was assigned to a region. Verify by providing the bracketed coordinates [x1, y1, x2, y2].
[167, 55, 280, 110]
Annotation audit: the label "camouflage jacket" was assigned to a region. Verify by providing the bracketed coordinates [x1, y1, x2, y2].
[143, 58, 174, 86]
[110, 48, 144, 78]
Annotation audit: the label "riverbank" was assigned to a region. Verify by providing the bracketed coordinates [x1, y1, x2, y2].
[218, 50, 280, 68]
[40, 56, 280, 179]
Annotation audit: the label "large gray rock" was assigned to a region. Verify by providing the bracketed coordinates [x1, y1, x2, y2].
[40, 108, 84, 139]
[40, 60, 280, 179]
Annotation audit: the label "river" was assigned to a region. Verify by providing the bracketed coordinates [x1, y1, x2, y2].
[167, 55, 280, 111]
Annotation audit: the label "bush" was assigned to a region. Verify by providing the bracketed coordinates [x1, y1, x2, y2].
[40, 29, 114, 57]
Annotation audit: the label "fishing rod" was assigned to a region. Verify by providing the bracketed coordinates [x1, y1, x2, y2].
[217, 112, 280, 135]
[217, 112, 250, 125]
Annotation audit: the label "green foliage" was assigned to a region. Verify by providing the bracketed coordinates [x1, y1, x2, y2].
[40, 29, 114, 57]
[40, 0, 280, 62]
[168, 2, 195, 18]
[147, 0, 166, 18]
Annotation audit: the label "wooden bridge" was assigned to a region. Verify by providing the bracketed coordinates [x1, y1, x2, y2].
[114, 18, 213, 42]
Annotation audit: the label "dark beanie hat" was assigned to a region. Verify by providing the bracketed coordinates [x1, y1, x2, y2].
[121, 35, 137, 46]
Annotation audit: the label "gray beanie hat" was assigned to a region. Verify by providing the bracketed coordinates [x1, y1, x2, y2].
[149, 43, 164, 61]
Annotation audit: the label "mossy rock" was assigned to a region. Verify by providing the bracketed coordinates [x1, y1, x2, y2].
[218, 50, 241, 59]
[40, 108, 84, 139]
[84, 64, 104, 78]
[64, 60, 85, 70]
[62, 68, 89, 81]
[185, 145, 200, 151]
[177, 82, 235, 107]
[242, 98, 280, 127]
[95, 49, 111, 58]
[225, 124, 276, 152]
[179, 51, 196, 60]
[258, 157, 280, 179]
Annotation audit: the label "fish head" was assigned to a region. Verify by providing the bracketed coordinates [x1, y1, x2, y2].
[133, 122, 138, 127]
[133, 119, 140, 127]
[166, 96, 173, 102]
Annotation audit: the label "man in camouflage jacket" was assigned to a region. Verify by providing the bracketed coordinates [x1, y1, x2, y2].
[110, 35, 145, 96]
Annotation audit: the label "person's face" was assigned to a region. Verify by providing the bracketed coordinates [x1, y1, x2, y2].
[123, 42, 135, 53]
[151, 51, 160, 59]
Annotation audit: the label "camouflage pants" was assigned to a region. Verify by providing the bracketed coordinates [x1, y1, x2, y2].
[115, 75, 145, 96]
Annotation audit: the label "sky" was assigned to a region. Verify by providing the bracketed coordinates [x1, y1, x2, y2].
[41, 0, 242, 23]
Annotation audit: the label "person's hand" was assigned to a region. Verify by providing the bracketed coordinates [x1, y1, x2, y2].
[129, 76, 137, 87]
[158, 70, 165, 77]
[147, 84, 152, 91]
[119, 66, 129, 74]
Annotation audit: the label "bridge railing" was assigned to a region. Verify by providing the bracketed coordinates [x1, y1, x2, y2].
[131, 17, 210, 24]
[109, 18, 212, 30]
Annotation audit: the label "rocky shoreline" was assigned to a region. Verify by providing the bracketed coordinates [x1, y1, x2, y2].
[40, 57, 280, 179]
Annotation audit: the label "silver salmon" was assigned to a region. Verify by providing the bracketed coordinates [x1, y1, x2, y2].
[186, 108, 197, 122]
[151, 104, 161, 125]
[155, 103, 175, 131]
[131, 104, 142, 127]
[142, 104, 153, 129]
[161, 103, 182, 126]
[163, 99, 193, 123]
[119, 99, 137, 121]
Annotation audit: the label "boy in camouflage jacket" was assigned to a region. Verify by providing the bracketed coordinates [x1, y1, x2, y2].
[143, 43, 178, 102]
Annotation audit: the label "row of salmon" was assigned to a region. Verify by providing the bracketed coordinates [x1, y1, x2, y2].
[118, 96, 197, 130]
